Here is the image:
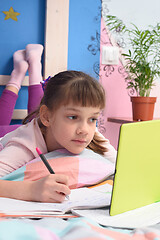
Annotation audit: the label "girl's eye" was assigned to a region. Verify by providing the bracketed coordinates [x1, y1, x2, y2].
[68, 116, 77, 120]
[90, 118, 97, 123]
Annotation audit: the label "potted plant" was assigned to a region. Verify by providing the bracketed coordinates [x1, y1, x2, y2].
[105, 15, 160, 121]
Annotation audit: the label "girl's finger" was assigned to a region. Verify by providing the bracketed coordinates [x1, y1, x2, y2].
[54, 174, 69, 185]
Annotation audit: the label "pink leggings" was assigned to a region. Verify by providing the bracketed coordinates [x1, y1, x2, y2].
[0, 84, 43, 137]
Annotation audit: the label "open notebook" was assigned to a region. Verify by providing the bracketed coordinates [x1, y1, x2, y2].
[0, 186, 112, 217]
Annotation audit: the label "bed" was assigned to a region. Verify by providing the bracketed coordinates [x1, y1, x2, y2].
[0, 215, 160, 239]
[0, 147, 160, 239]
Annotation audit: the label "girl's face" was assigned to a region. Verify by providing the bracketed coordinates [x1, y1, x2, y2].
[44, 103, 101, 154]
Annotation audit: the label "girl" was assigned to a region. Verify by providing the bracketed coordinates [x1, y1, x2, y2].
[0, 68, 116, 204]
[0, 44, 44, 137]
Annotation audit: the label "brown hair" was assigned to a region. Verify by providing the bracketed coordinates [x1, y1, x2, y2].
[23, 70, 108, 155]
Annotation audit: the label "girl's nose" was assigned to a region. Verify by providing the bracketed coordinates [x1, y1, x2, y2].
[76, 122, 88, 135]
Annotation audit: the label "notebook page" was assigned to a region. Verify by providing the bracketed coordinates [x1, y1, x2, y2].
[0, 187, 111, 215]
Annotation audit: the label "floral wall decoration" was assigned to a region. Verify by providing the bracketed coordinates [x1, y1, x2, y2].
[87, 2, 101, 79]
[87, 0, 128, 83]
[101, 1, 128, 83]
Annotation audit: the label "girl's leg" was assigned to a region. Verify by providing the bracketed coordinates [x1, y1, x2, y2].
[25, 44, 44, 113]
[0, 124, 20, 138]
[28, 85, 43, 114]
[0, 50, 28, 125]
[0, 90, 18, 125]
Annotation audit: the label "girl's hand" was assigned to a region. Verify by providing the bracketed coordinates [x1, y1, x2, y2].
[30, 174, 71, 203]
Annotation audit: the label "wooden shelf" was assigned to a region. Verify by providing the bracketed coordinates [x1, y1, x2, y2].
[107, 117, 135, 124]
[107, 117, 159, 124]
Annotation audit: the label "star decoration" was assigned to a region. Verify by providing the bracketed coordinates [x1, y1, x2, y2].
[2, 7, 20, 21]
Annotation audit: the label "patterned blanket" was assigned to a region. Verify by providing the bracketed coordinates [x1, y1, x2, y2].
[0, 217, 160, 240]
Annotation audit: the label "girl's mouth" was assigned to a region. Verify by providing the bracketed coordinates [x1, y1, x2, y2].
[72, 139, 87, 144]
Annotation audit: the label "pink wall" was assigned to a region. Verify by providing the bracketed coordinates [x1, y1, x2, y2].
[98, 18, 160, 149]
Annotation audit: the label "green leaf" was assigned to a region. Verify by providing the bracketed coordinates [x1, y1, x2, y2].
[105, 15, 160, 97]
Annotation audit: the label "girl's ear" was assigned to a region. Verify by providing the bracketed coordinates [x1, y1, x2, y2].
[39, 105, 51, 127]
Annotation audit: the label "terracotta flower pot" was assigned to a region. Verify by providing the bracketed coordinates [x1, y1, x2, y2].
[131, 96, 157, 121]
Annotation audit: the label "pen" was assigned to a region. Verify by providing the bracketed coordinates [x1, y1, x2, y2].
[36, 147, 55, 174]
[36, 147, 70, 200]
